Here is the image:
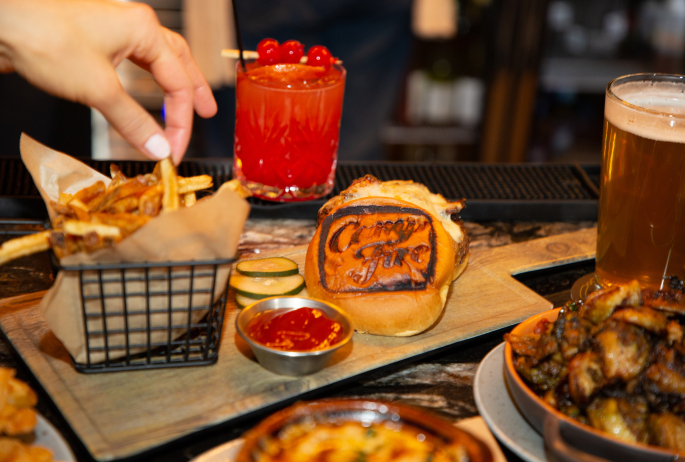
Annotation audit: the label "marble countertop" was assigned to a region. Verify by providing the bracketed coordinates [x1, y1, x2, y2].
[0, 218, 596, 462]
[238, 219, 596, 256]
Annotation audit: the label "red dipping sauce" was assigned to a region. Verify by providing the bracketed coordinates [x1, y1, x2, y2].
[247, 307, 344, 352]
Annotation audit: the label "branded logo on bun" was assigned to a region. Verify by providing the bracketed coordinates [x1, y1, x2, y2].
[305, 176, 469, 337]
[319, 205, 437, 292]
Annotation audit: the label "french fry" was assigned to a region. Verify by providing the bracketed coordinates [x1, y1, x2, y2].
[110, 164, 125, 180]
[72, 181, 105, 204]
[138, 184, 163, 216]
[88, 177, 149, 212]
[62, 220, 121, 239]
[47, 232, 68, 260]
[57, 192, 73, 206]
[160, 158, 180, 212]
[222, 179, 252, 199]
[0, 160, 214, 266]
[182, 192, 197, 207]
[68, 198, 88, 212]
[152, 159, 163, 181]
[67, 198, 90, 222]
[48, 232, 82, 259]
[48, 201, 74, 218]
[178, 175, 213, 194]
[141, 173, 159, 186]
[109, 164, 128, 189]
[91, 213, 150, 237]
[81, 231, 115, 253]
[50, 215, 67, 230]
[0, 232, 51, 266]
[108, 196, 139, 214]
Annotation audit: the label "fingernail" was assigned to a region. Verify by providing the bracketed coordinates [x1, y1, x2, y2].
[144, 134, 170, 160]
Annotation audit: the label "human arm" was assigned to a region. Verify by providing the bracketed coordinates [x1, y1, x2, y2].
[0, 0, 217, 164]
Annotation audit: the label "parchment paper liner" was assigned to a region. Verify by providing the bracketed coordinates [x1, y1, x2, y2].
[20, 134, 250, 365]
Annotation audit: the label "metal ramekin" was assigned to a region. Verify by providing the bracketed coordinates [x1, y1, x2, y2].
[235, 296, 353, 376]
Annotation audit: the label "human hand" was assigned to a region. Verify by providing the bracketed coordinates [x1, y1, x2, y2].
[0, 0, 217, 164]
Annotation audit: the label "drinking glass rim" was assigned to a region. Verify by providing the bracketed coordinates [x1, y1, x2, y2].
[236, 59, 346, 92]
[606, 73, 685, 119]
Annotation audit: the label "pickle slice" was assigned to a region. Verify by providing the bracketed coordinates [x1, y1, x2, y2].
[235, 287, 311, 308]
[235, 293, 258, 308]
[229, 273, 305, 299]
[235, 257, 299, 278]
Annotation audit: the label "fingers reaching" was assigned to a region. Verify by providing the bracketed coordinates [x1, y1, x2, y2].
[0, 0, 217, 164]
[162, 29, 217, 119]
[147, 54, 194, 164]
[130, 27, 217, 164]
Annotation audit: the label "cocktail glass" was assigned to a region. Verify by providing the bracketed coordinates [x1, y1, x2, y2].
[233, 61, 346, 202]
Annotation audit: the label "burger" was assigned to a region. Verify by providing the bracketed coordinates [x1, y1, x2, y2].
[304, 175, 469, 336]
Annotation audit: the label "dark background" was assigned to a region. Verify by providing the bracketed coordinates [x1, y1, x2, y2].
[1, 0, 681, 163]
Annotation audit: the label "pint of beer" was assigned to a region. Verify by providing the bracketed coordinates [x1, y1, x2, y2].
[596, 74, 685, 289]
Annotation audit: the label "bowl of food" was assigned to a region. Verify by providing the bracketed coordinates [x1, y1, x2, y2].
[236, 398, 492, 462]
[235, 296, 353, 376]
[504, 281, 685, 461]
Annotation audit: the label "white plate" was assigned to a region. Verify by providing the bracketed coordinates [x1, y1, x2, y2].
[473, 343, 548, 462]
[34, 413, 76, 462]
[190, 438, 243, 462]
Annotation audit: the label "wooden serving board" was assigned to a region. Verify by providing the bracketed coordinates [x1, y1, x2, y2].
[0, 228, 596, 461]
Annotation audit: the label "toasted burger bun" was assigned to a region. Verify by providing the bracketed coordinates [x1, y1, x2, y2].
[305, 196, 467, 336]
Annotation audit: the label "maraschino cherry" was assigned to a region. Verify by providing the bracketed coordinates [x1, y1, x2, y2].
[257, 38, 281, 66]
[306, 45, 334, 70]
[281, 40, 305, 63]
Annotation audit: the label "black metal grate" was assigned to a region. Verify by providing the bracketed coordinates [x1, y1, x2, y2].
[84, 159, 233, 184]
[332, 163, 596, 200]
[245, 162, 600, 221]
[0, 157, 600, 221]
[0, 157, 41, 196]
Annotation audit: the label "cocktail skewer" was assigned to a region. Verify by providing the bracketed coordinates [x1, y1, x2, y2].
[221, 49, 259, 60]
[221, 49, 343, 65]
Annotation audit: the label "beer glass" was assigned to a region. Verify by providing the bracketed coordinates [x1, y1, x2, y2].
[596, 74, 685, 289]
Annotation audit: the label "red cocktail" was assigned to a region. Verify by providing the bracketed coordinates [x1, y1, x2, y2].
[234, 60, 346, 201]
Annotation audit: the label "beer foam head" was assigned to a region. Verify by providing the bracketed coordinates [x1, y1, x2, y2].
[605, 78, 685, 144]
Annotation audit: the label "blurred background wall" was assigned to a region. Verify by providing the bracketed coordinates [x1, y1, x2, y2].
[0, 0, 682, 164]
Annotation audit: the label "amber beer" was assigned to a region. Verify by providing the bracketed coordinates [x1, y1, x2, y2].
[596, 74, 685, 289]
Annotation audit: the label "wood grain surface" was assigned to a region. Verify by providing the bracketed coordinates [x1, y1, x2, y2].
[0, 228, 596, 461]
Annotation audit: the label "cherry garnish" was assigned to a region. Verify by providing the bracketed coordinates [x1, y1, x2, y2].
[281, 40, 305, 64]
[306, 45, 334, 70]
[257, 38, 281, 66]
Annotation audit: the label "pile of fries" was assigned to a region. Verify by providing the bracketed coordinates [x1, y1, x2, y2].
[0, 368, 51, 462]
[0, 158, 235, 265]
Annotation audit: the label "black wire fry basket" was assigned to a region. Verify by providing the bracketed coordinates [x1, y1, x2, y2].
[58, 258, 235, 373]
